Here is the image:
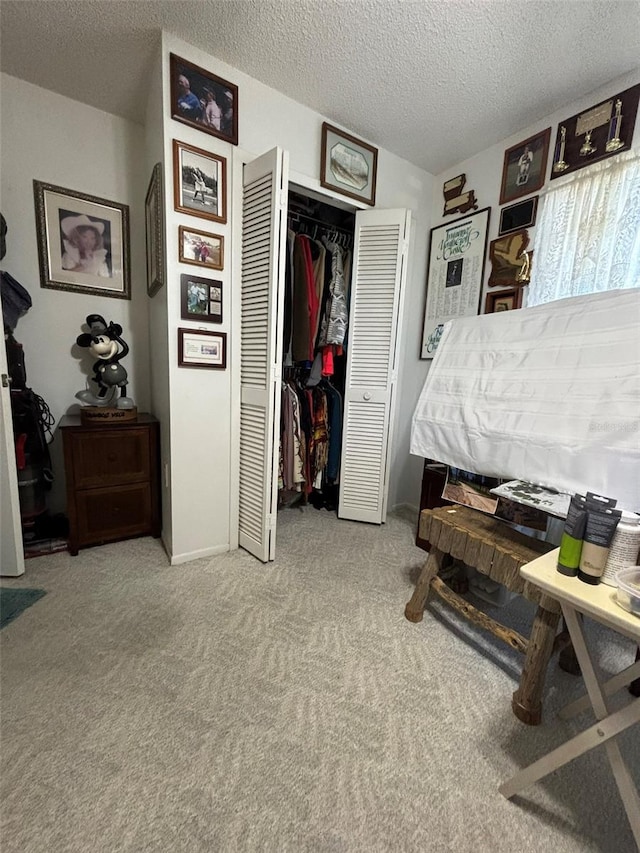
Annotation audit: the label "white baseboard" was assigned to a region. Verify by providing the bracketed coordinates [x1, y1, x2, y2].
[170, 543, 230, 566]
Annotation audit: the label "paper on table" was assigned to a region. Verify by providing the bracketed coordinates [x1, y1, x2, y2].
[490, 481, 571, 519]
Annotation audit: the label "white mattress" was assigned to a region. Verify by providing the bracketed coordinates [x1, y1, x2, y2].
[410, 288, 640, 511]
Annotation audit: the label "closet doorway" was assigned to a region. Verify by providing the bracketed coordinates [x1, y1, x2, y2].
[238, 147, 410, 562]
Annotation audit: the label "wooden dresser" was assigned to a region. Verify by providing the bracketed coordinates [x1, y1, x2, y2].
[60, 414, 161, 555]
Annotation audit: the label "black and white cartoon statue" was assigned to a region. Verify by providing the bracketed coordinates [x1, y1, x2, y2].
[75, 314, 134, 409]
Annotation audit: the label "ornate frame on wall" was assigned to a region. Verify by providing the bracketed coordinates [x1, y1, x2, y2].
[145, 163, 165, 297]
[33, 180, 131, 300]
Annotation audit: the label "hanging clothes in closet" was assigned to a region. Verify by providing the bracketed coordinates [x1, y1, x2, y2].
[279, 209, 352, 511]
[278, 375, 343, 511]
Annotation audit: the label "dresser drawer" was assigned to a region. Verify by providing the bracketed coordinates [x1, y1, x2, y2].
[76, 483, 153, 546]
[70, 428, 151, 488]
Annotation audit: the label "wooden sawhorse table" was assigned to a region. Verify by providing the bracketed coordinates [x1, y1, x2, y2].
[500, 549, 640, 848]
[405, 506, 561, 725]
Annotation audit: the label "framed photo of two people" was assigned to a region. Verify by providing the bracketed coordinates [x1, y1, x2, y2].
[170, 54, 238, 146]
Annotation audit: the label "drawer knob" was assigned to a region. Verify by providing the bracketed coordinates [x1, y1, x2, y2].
[107, 452, 117, 462]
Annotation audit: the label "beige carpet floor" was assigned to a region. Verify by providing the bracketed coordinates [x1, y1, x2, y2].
[1, 508, 638, 852]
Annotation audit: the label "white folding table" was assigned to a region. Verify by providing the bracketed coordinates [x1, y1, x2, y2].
[499, 549, 640, 847]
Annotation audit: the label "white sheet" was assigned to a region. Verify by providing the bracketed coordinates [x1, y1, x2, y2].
[410, 288, 640, 511]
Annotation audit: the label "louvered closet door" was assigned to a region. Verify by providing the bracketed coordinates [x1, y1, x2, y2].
[339, 209, 410, 524]
[238, 147, 289, 561]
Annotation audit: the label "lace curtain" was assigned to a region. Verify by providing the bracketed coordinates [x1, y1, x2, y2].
[528, 150, 640, 306]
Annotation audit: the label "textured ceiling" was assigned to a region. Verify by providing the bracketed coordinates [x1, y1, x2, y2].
[1, 0, 639, 175]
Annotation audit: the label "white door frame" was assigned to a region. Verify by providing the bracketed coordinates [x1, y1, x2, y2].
[1, 311, 25, 576]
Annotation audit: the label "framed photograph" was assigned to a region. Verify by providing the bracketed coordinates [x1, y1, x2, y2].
[178, 225, 224, 270]
[488, 230, 530, 287]
[173, 140, 226, 224]
[499, 128, 551, 205]
[170, 53, 238, 146]
[178, 327, 226, 369]
[33, 180, 130, 299]
[320, 122, 378, 206]
[498, 196, 538, 236]
[484, 287, 523, 314]
[145, 163, 165, 297]
[180, 274, 222, 323]
[420, 207, 491, 360]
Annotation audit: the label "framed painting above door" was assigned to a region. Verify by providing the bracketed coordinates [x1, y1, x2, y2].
[320, 123, 378, 206]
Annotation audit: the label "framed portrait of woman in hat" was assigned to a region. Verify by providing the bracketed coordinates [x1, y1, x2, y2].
[33, 180, 131, 299]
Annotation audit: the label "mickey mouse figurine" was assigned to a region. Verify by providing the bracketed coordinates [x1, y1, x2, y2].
[75, 314, 134, 409]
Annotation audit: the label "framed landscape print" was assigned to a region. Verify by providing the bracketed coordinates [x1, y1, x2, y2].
[484, 287, 522, 314]
[420, 207, 490, 359]
[173, 140, 227, 224]
[499, 128, 551, 205]
[33, 180, 130, 299]
[170, 53, 238, 145]
[320, 122, 378, 206]
[145, 163, 165, 297]
[180, 273, 222, 323]
[178, 225, 224, 270]
[178, 328, 227, 369]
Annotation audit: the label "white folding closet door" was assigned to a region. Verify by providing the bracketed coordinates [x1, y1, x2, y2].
[339, 208, 410, 524]
[238, 147, 289, 562]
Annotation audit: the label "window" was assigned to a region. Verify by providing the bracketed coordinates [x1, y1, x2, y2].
[528, 151, 640, 306]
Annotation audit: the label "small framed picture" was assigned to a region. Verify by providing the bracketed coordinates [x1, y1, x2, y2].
[178, 327, 227, 369]
[499, 128, 551, 205]
[145, 163, 165, 297]
[178, 225, 224, 270]
[170, 53, 238, 146]
[498, 196, 538, 236]
[320, 122, 378, 206]
[484, 287, 523, 314]
[33, 180, 130, 299]
[180, 274, 222, 323]
[173, 140, 226, 224]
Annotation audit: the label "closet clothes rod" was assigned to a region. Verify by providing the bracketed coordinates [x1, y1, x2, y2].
[288, 211, 353, 240]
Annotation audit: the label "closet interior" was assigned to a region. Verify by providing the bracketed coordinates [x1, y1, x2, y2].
[279, 189, 355, 515]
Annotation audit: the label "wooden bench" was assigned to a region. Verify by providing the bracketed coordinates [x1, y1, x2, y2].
[405, 505, 562, 725]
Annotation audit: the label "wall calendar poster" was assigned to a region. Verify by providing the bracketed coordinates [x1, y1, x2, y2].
[420, 207, 490, 359]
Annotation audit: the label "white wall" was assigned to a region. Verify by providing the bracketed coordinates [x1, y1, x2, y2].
[144, 46, 173, 555]
[390, 67, 640, 513]
[0, 73, 150, 513]
[160, 33, 434, 560]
